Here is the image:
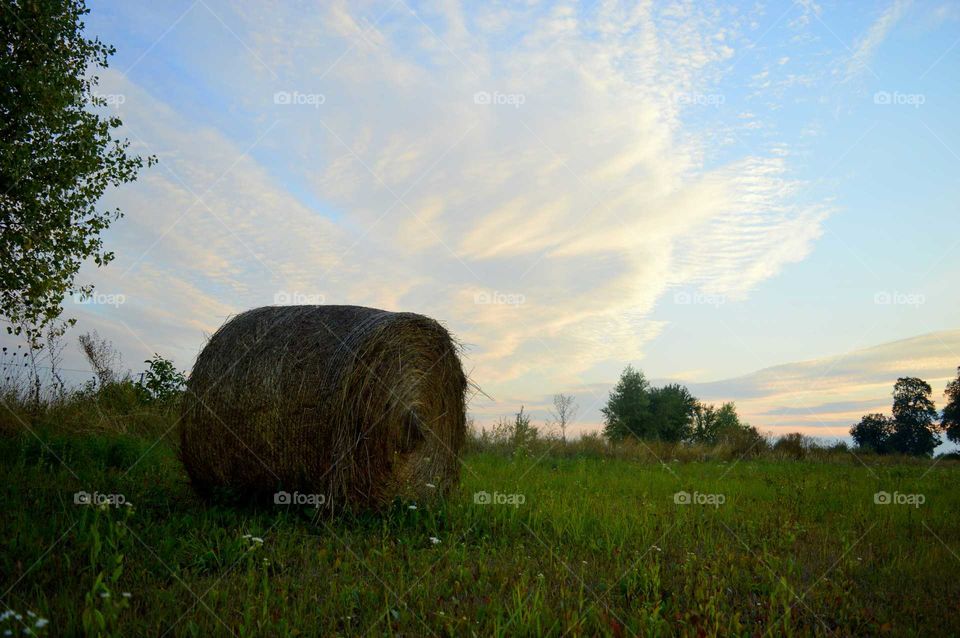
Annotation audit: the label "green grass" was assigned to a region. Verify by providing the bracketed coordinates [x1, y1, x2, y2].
[1, 428, 958, 637]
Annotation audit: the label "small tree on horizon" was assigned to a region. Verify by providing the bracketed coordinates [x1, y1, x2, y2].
[647, 383, 697, 442]
[851, 377, 942, 456]
[506, 406, 540, 452]
[601, 365, 651, 442]
[549, 393, 578, 442]
[889, 377, 940, 456]
[691, 401, 743, 445]
[943, 367, 960, 443]
[850, 413, 895, 454]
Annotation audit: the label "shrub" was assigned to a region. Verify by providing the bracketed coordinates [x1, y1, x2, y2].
[136, 354, 185, 406]
[718, 423, 768, 458]
[773, 432, 812, 459]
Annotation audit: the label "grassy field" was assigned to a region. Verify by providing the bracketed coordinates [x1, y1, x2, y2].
[1, 425, 958, 637]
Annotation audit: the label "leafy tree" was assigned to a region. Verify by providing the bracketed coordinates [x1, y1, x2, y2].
[691, 401, 742, 444]
[714, 403, 743, 437]
[603, 367, 734, 443]
[850, 413, 895, 453]
[690, 402, 718, 443]
[688, 401, 764, 454]
[888, 377, 940, 456]
[602, 365, 651, 441]
[647, 384, 696, 442]
[136, 354, 185, 405]
[854, 378, 942, 456]
[943, 367, 960, 443]
[1, 0, 154, 345]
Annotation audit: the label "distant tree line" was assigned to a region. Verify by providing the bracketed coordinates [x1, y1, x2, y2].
[850, 368, 960, 457]
[601, 365, 762, 447]
[601, 365, 960, 458]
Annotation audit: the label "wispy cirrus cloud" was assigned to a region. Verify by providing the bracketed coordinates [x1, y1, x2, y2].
[843, 0, 912, 80]
[49, 1, 837, 420]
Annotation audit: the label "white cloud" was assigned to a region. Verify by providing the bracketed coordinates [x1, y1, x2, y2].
[36, 1, 832, 412]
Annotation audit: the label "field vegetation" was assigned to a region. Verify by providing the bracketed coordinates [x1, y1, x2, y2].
[2, 365, 959, 636]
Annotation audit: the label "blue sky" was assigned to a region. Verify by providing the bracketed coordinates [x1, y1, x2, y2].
[42, 0, 960, 441]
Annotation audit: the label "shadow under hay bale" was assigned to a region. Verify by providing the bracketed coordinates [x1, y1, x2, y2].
[179, 305, 467, 511]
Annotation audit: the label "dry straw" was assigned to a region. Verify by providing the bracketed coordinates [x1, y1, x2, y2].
[180, 305, 467, 510]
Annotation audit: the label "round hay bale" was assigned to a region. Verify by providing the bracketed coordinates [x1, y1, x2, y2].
[179, 305, 467, 510]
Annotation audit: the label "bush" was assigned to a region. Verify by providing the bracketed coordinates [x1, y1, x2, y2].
[826, 441, 849, 454]
[717, 424, 768, 459]
[469, 408, 542, 458]
[773, 432, 813, 459]
[136, 354, 186, 406]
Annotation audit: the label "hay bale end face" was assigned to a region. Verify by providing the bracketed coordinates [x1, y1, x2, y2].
[180, 305, 467, 510]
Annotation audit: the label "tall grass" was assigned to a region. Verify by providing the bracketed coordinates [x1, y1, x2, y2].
[0, 375, 178, 442]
